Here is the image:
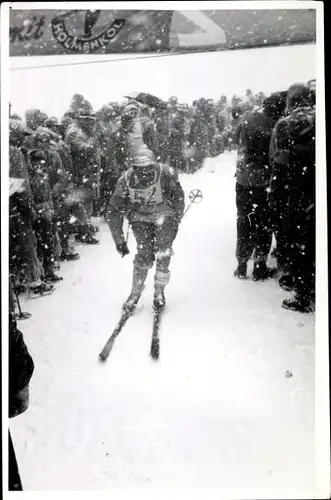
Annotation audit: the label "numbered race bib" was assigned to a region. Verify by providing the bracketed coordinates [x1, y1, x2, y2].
[132, 186, 157, 206]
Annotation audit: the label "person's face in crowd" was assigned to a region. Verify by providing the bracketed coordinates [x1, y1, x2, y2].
[121, 109, 137, 129]
[47, 121, 61, 135]
[103, 107, 115, 123]
[30, 157, 48, 175]
[10, 130, 27, 147]
[35, 133, 50, 150]
[79, 117, 95, 133]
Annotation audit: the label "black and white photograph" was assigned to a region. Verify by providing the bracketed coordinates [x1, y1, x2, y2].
[1, 2, 329, 498]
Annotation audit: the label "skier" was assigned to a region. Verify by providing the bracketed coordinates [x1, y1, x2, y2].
[105, 145, 185, 311]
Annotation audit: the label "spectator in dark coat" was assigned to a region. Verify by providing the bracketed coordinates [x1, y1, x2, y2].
[269, 84, 315, 312]
[234, 92, 286, 280]
[27, 149, 62, 282]
[65, 108, 100, 244]
[114, 104, 159, 174]
[9, 120, 54, 296]
[94, 105, 120, 215]
[9, 312, 35, 490]
[168, 117, 187, 172]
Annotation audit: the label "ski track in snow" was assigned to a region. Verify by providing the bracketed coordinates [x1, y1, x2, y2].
[10, 151, 315, 495]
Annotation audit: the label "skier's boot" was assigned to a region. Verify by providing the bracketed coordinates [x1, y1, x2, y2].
[278, 273, 294, 292]
[75, 225, 100, 244]
[282, 295, 314, 313]
[89, 224, 100, 234]
[153, 271, 170, 310]
[234, 262, 247, 279]
[53, 260, 61, 271]
[76, 233, 100, 244]
[44, 266, 63, 283]
[29, 280, 55, 297]
[252, 260, 277, 282]
[123, 266, 149, 314]
[44, 271, 63, 283]
[60, 250, 80, 262]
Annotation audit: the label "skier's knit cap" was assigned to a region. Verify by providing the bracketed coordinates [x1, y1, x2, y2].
[133, 145, 156, 167]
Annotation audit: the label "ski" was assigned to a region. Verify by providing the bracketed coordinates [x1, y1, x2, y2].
[150, 305, 165, 361]
[99, 295, 142, 362]
[99, 308, 134, 361]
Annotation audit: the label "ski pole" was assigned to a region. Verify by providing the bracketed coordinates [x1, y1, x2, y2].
[126, 223, 131, 244]
[182, 189, 203, 218]
[10, 275, 31, 320]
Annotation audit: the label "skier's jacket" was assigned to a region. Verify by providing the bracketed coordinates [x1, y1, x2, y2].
[235, 107, 280, 188]
[106, 163, 185, 244]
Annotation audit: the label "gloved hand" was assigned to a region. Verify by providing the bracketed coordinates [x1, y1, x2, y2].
[116, 241, 130, 258]
[174, 213, 183, 224]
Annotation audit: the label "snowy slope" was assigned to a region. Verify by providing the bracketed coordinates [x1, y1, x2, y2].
[10, 43, 316, 117]
[10, 151, 315, 496]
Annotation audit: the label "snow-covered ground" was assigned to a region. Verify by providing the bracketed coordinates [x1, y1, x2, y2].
[10, 151, 315, 496]
[10, 43, 316, 117]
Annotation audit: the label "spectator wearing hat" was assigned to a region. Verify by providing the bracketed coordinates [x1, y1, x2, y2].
[24, 109, 48, 150]
[65, 107, 100, 244]
[269, 83, 315, 312]
[168, 116, 187, 173]
[106, 145, 185, 311]
[94, 104, 120, 215]
[234, 92, 286, 281]
[27, 149, 62, 283]
[9, 120, 54, 296]
[115, 103, 158, 175]
[33, 128, 68, 264]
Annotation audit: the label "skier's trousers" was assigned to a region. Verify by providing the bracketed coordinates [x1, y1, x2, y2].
[131, 217, 179, 273]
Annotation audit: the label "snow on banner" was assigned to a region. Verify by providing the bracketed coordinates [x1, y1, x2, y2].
[9, 9, 316, 57]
